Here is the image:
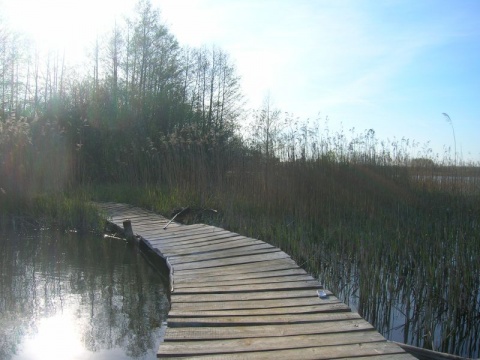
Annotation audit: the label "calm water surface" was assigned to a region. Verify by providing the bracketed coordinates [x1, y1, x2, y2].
[0, 229, 170, 360]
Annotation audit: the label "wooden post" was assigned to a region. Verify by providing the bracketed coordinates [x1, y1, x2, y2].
[123, 219, 135, 243]
[166, 257, 174, 293]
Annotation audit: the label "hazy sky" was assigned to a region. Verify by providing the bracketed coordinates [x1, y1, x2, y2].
[3, 0, 479, 162]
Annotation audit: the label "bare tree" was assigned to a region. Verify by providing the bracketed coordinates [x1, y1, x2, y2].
[249, 94, 283, 192]
[250, 94, 283, 159]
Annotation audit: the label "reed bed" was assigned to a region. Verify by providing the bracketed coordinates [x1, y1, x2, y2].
[85, 124, 479, 358]
[0, 192, 104, 233]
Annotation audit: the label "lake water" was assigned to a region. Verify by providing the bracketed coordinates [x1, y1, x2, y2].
[0, 229, 170, 360]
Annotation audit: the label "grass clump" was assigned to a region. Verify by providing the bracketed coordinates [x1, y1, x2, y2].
[0, 191, 104, 233]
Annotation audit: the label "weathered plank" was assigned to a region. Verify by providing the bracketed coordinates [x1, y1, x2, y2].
[147, 233, 247, 249]
[144, 226, 227, 239]
[174, 267, 309, 284]
[174, 274, 316, 288]
[157, 331, 386, 356]
[167, 311, 362, 327]
[158, 341, 408, 360]
[169, 303, 350, 317]
[162, 238, 272, 257]
[171, 251, 291, 271]
[172, 258, 300, 277]
[109, 213, 168, 222]
[170, 289, 327, 303]
[336, 355, 416, 360]
[163, 319, 372, 340]
[172, 279, 322, 294]
[167, 244, 279, 265]
[150, 232, 251, 245]
[170, 295, 336, 311]
[151, 237, 258, 256]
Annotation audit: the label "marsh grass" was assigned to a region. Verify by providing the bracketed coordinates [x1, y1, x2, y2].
[0, 192, 104, 233]
[0, 115, 104, 232]
[80, 125, 480, 358]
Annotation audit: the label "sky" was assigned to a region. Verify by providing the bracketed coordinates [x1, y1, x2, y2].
[2, 0, 479, 162]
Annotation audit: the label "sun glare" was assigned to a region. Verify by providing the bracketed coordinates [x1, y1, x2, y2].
[3, 0, 132, 64]
[15, 312, 85, 360]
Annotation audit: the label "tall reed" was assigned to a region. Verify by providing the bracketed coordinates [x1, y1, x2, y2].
[84, 124, 479, 358]
[0, 116, 103, 232]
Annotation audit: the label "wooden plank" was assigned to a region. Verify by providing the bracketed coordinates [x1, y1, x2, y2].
[130, 221, 177, 229]
[136, 220, 194, 229]
[147, 233, 245, 248]
[174, 274, 316, 289]
[155, 236, 264, 255]
[337, 355, 416, 360]
[170, 295, 336, 311]
[151, 238, 262, 256]
[171, 251, 291, 271]
[172, 279, 322, 294]
[108, 209, 138, 217]
[144, 226, 227, 239]
[140, 229, 226, 241]
[167, 311, 362, 327]
[149, 231, 244, 243]
[157, 237, 269, 256]
[113, 211, 166, 218]
[109, 217, 182, 229]
[170, 289, 323, 303]
[174, 268, 309, 284]
[169, 303, 350, 317]
[163, 319, 372, 340]
[172, 258, 300, 278]
[159, 228, 229, 239]
[151, 238, 257, 256]
[158, 341, 409, 359]
[173, 265, 300, 279]
[109, 212, 166, 221]
[168, 244, 278, 265]
[161, 223, 214, 232]
[124, 216, 170, 223]
[150, 237, 249, 252]
[160, 222, 198, 229]
[157, 331, 386, 356]
[168, 241, 275, 256]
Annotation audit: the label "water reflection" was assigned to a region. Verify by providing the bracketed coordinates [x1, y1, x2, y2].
[0, 229, 170, 360]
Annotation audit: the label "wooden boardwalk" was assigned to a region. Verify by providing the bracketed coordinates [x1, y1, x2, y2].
[97, 202, 415, 359]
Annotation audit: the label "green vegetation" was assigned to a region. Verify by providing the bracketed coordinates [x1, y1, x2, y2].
[0, 190, 104, 232]
[0, 0, 479, 357]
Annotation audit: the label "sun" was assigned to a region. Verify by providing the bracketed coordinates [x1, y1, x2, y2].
[2, 0, 133, 64]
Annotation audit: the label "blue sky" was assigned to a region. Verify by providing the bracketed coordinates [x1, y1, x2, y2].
[3, 0, 480, 162]
[156, 0, 480, 162]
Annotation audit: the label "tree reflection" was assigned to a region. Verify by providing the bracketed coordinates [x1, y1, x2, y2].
[0, 230, 170, 360]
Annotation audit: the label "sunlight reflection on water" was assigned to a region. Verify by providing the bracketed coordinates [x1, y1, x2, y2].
[0, 230, 170, 360]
